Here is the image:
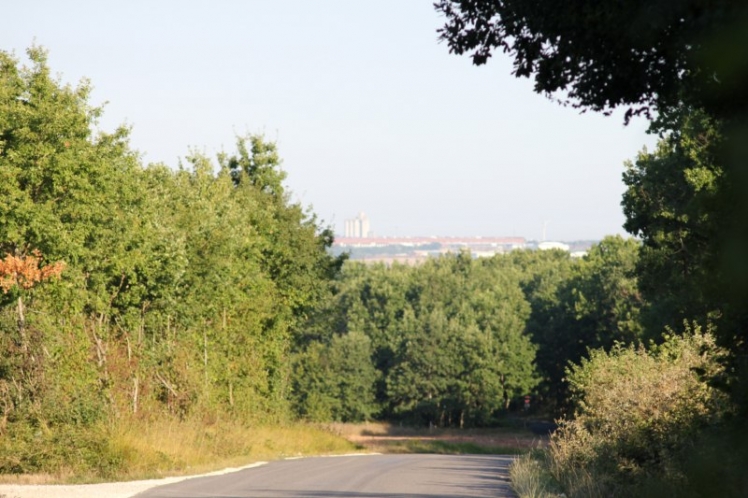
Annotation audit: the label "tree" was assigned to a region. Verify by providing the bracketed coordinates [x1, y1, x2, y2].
[220, 135, 345, 328]
[569, 236, 644, 347]
[0, 250, 64, 342]
[317, 254, 538, 426]
[0, 46, 169, 320]
[292, 331, 379, 422]
[435, 0, 748, 121]
[436, 0, 748, 416]
[622, 110, 725, 337]
[620, 109, 748, 413]
[511, 239, 643, 413]
[0, 45, 357, 472]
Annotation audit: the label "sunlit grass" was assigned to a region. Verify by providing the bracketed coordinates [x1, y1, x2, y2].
[0, 418, 360, 484]
[104, 418, 360, 482]
[509, 451, 565, 498]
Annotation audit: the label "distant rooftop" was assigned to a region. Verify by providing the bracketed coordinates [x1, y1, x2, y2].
[334, 236, 526, 247]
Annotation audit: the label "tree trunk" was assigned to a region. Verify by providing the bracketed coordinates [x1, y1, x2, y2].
[133, 376, 139, 414]
[17, 296, 26, 353]
[203, 329, 208, 387]
[500, 374, 510, 409]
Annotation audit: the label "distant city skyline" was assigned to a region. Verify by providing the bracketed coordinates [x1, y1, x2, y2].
[331, 234, 593, 265]
[7, 1, 657, 241]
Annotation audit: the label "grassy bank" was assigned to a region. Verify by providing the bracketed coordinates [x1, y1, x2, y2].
[0, 419, 359, 484]
[510, 452, 564, 498]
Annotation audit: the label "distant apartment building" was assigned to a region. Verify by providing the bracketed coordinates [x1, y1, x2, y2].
[344, 212, 370, 238]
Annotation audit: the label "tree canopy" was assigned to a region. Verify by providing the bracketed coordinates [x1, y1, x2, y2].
[435, 0, 748, 121]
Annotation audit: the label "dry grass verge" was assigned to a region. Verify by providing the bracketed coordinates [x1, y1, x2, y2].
[510, 452, 564, 498]
[0, 418, 359, 484]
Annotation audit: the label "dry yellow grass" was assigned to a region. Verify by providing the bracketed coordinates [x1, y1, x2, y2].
[0, 418, 360, 484]
[106, 418, 361, 481]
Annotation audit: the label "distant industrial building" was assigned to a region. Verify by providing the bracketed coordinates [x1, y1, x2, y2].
[344, 212, 370, 238]
[333, 215, 596, 264]
[537, 241, 570, 251]
[332, 235, 527, 264]
[334, 235, 526, 250]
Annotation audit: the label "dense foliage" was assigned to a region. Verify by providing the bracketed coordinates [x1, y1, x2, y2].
[295, 253, 538, 426]
[622, 110, 748, 415]
[518, 237, 644, 412]
[549, 329, 729, 497]
[1, 46, 655, 477]
[436, 2, 748, 405]
[0, 47, 343, 473]
[435, 0, 748, 121]
[293, 238, 645, 424]
[622, 110, 725, 337]
[435, 0, 748, 496]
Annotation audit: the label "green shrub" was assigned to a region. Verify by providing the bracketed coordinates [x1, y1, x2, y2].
[0, 422, 125, 478]
[548, 327, 730, 497]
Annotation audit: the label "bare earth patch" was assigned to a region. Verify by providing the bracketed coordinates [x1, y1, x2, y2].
[326, 422, 548, 454]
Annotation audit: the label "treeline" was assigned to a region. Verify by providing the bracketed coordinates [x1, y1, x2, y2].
[0, 47, 344, 472]
[293, 236, 643, 425]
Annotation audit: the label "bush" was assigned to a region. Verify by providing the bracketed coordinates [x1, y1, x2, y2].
[0, 422, 125, 478]
[548, 327, 730, 497]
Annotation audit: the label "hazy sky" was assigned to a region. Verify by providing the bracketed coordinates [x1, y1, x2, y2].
[6, 1, 657, 241]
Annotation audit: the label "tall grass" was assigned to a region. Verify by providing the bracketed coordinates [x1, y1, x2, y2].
[0, 417, 359, 484]
[509, 452, 563, 498]
[108, 417, 359, 480]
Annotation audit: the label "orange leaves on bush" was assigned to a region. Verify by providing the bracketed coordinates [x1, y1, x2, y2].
[0, 250, 65, 293]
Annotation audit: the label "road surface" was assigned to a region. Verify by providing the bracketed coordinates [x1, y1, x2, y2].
[133, 454, 517, 498]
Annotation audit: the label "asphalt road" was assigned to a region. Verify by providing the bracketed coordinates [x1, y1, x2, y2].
[133, 454, 517, 498]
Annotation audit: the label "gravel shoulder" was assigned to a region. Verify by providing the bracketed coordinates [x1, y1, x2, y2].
[0, 462, 268, 498]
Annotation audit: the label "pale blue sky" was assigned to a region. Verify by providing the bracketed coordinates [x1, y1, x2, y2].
[6, 1, 656, 241]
